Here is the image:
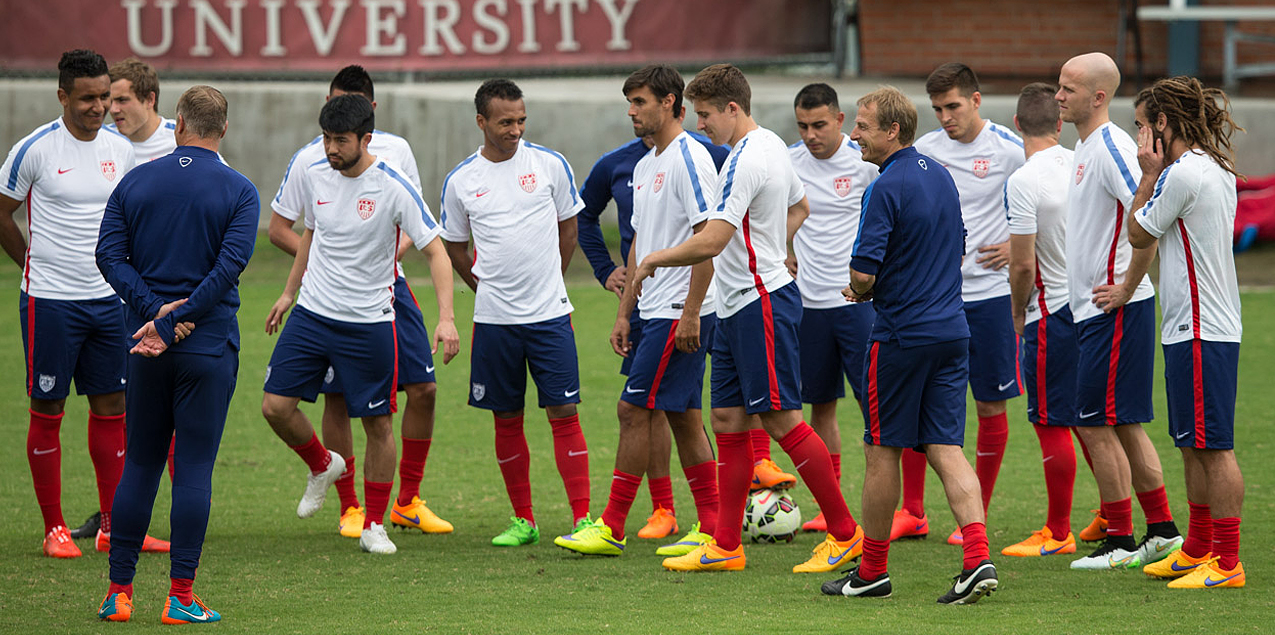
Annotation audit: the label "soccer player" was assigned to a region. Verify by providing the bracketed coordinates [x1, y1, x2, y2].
[787, 83, 878, 534]
[1002, 83, 1081, 557]
[1055, 52, 1182, 570]
[904, 63, 1024, 545]
[441, 79, 591, 547]
[95, 85, 256, 624]
[107, 58, 176, 163]
[632, 64, 862, 574]
[270, 66, 455, 538]
[822, 86, 997, 603]
[554, 65, 721, 557]
[1126, 76, 1246, 588]
[577, 96, 728, 541]
[0, 49, 167, 558]
[262, 94, 455, 555]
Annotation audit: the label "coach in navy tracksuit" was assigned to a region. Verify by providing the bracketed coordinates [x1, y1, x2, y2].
[94, 86, 256, 624]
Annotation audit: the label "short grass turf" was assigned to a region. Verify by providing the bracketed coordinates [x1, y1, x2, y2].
[0, 235, 1271, 634]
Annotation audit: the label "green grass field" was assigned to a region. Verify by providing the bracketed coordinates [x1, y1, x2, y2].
[0, 236, 1270, 634]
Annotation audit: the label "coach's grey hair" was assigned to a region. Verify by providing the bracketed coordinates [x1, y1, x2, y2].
[176, 85, 227, 139]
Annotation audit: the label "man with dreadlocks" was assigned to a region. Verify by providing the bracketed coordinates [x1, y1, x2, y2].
[1125, 76, 1246, 589]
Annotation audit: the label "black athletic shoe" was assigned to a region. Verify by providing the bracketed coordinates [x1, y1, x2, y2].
[821, 567, 892, 598]
[937, 559, 997, 605]
[69, 511, 101, 539]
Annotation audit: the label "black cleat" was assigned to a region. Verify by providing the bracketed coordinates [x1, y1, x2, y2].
[821, 567, 892, 598]
[69, 511, 101, 539]
[937, 559, 998, 605]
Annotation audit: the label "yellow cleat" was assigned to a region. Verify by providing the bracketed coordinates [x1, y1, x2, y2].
[339, 506, 365, 538]
[390, 496, 454, 534]
[637, 507, 678, 539]
[793, 526, 864, 573]
[751, 459, 797, 491]
[1000, 526, 1077, 557]
[1078, 509, 1108, 542]
[1167, 558, 1245, 589]
[662, 540, 745, 571]
[1145, 549, 1213, 579]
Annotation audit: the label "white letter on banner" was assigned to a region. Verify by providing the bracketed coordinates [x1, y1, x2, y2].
[122, 0, 177, 57]
[418, 0, 465, 55]
[595, 0, 636, 51]
[515, 0, 539, 53]
[190, 0, 246, 57]
[472, 0, 509, 55]
[260, 0, 286, 56]
[546, 0, 586, 52]
[361, 0, 407, 56]
[298, 0, 351, 56]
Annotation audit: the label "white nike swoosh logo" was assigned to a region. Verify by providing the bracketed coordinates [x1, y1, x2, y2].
[626, 180, 634, 187]
[368, 399, 388, 409]
[1175, 430, 1192, 439]
[998, 381, 1016, 391]
[748, 396, 766, 406]
[171, 604, 210, 622]
[976, 451, 997, 457]
[794, 459, 810, 471]
[568, 449, 588, 457]
[1078, 409, 1101, 419]
[1042, 455, 1054, 463]
[425, 365, 435, 372]
[497, 454, 522, 464]
[32, 447, 57, 455]
[624, 386, 646, 394]
[116, 449, 126, 458]
[564, 389, 580, 398]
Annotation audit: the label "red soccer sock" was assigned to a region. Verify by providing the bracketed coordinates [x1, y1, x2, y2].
[288, 432, 332, 475]
[88, 412, 126, 522]
[859, 536, 890, 580]
[166, 436, 176, 480]
[683, 460, 718, 536]
[900, 448, 927, 517]
[27, 409, 65, 532]
[1212, 517, 1241, 570]
[494, 415, 534, 524]
[601, 470, 642, 540]
[1135, 485, 1174, 525]
[1182, 501, 1213, 559]
[108, 582, 133, 599]
[777, 423, 857, 541]
[961, 522, 990, 570]
[363, 480, 393, 529]
[397, 437, 432, 506]
[748, 428, 772, 463]
[1033, 423, 1076, 538]
[549, 414, 590, 522]
[974, 412, 1008, 514]
[830, 452, 842, 485]
[169, 578, 194, 605]
[334, 455, 359, 512]
[1103, 497, 1134, 537]
[648, 475, 674, 514]
[712, 432, 753, 551]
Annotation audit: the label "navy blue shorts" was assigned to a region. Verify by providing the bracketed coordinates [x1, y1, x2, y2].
[1164, 339, 1238, 450]
[619, 309, 643, 376]
[964, 295, 1023, 402]
[264, 305, 397, 418]
[322, 277, 435, 394]
[710, 282, 802, 414]
[799, 302, 875, 403]
[620, 315, 716, 413]
[469, 315, 580, 412]
[1021, 305, 1078, 426]
[862, 338, 969, 449]
[20, 292, 127, 400]
[1074, 297, 1155, 426]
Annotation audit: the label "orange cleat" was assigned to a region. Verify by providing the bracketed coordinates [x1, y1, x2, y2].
[96, 529, 171, 553]
[751, 459, 797, 491]
[43, 525, 82, 558]
[888, 509, 929, 541]
[947, 527, 964, 546]
[637, 507, 678, 539]
[1078, 509, 1108, 542]
[662, 540, 745, 571]
[801, 511, 827, 533]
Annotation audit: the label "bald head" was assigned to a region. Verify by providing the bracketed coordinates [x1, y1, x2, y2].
[1057, 52, 1120, 134]
[1064, 52, 1121, 95]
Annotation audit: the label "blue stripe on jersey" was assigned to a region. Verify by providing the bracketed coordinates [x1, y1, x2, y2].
[440, 153, 478, 230]
[988, 123, 1024, 148]
[378, 162, 436, 229]
[845, 137, 861, 151]
[275, 135, 323, 203]
[164, 120, 176, 130]
[525, 141, 579, 204]
[101, 125, 128, 140]
[1142, 158, 1179, 215]
[678, 137, 709, 213]
[6, 121, 59, 191]
[788, 140, 803, 150]
[715, 138, 750, 213]
[1101, 126, 1138, 196]
[307, 158, 327, 168]
[852, 158, 901, 256]
[1002, 180, 1010, 221]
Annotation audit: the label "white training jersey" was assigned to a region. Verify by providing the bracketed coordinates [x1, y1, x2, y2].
[789, 133, 878, 309]
[106, 117, 176, 163]
[440, 139, 583, 325]
[1133, 150, 1241, 344]
[631, 131, 719, 320]
[0, 117, 135, 300]
[709, 126, 805, 318]
[915, 120, 1025, 302]
[1006, 144, 1073, 324]
[1067, 121, 1156, 323]
[296, 159, 441, 324]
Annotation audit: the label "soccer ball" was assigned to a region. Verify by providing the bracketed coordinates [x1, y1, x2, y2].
[743, 488, 801, 543]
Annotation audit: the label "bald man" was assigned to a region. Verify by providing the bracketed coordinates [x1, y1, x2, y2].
[1055, 53, 1181, 571]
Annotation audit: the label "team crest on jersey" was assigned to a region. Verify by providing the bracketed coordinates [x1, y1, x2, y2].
[1075, 163, 1086, 184]
[519, 173, 537, 193]
[834, 176, 853, 197]
[471, 382, 486, 401]
[38, 374, 55, 393]
[101, 160, 117, 181]
[357, 198, 376, 220]
[653, 172, 666, 193]
[972, 158, 990, 178]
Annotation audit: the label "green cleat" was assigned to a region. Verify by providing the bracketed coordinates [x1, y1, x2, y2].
[572, 515, 592, 532]
[655, 522, 713, 557]
[491, 517, 539, 547]
[554, 517, 625, 556]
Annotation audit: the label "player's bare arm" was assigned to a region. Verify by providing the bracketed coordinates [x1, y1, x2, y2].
[1092, 231, 1158, 313]
[975, 240, 1011, 270]
[0, 195, 28, 267]
[266, 228, 312, 334]
[604, 265, 627, 298]
[1126, 125, 1167, 250]
[611, 245, 642, 357]
[675, 220, 715, 353]
[443, 238, 479, 291]
[267, 211, 301, 257]
[396, 235, 416, 261]
[843, 267, 875, 303]
[785, 196, 809, 276]
[634, 218, 734, 282]
[421, 235, 460, 364]
[1007, 233, 1037, 335]
[558, 216, 578, 275]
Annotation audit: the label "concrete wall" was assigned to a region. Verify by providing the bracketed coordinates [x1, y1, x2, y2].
[3, 75, 1274, 229]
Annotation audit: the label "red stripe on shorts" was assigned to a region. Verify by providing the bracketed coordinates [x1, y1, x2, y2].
[741, 213, 781, 410]
[646, 319, 680, 409]
[1106, 306, 1124, 426]
[867, 341, 881, 444]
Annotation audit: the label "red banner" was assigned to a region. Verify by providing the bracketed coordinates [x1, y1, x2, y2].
[1, 0, 831, 73]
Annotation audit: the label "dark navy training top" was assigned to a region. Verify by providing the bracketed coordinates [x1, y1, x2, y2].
[851, 146, 969, 347]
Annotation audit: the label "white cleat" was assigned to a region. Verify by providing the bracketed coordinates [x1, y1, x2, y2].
[1070, 540, 1140, 570]
[1135, 534, 1183, 566]
[297, 450, 345, 519]
[359, 522, 397, 554]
